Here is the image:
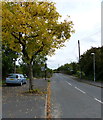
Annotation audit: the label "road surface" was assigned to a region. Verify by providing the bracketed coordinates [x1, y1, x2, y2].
[51, 73, 102, 118]
[2, 79, 47, 118]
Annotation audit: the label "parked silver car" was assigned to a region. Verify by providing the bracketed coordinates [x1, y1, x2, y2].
[6, 74, 27, 86]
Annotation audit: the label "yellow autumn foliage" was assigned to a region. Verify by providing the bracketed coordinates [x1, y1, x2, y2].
[2, 1, 74, 61]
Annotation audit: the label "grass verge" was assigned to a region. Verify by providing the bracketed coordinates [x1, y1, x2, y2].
[23, 88, 47, 95]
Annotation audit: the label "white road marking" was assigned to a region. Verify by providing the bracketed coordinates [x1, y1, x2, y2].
[94, 98, 103, 104]
[66, 81, 72, 86]
[75, 87, 86, 94]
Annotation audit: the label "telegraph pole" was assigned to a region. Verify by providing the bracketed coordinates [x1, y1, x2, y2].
[78, 40, 80, 62]
[78, 40, 82, 79]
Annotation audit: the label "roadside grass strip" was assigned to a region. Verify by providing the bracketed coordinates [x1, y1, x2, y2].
[23, 88, 47, 95]
[47, 82, 52, 119]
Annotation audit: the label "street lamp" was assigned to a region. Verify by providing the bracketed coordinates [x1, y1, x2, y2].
[91, 53, 96, 82]
[13, 58, 16, 73]
[45, 57, 47, 80]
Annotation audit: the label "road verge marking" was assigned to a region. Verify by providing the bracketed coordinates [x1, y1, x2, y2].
[66, 81, 72, 86]
[94, 98, 103, 104]
[75, 87, 86, 94]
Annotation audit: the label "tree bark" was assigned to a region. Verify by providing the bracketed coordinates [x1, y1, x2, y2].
[28, 63, 33, 91]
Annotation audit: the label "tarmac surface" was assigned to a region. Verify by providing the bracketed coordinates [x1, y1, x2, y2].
[2, 78, 47, 119]
[51, 73, 102, 118]
[2, 74, 103, 119]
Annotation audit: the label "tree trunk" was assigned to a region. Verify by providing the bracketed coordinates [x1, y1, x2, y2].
[28, 63, 33, 91]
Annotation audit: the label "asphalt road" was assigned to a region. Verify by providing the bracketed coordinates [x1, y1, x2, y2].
[2, 79, 47, 118]
[51, 73, 102, 118]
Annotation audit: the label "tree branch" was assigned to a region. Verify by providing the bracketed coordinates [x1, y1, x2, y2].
[11, 32, 19, 41]
[11, 32, 30, 61]
[27, 34, 39, 38]
[30, 42, 45, 63]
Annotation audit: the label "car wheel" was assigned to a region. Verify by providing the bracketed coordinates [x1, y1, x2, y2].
[25, 81, 27, 84]
[6, 83, 9, 86]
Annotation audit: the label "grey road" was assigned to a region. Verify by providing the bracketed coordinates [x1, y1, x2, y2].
[51, 73, 102, 118]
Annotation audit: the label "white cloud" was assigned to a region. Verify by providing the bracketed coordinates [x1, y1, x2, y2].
[47, 0, 101, 69]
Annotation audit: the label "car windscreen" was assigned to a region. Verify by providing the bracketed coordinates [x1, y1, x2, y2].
[8, 75, 18, 78]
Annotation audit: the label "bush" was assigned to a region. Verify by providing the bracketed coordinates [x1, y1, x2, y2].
[47, 80, 51, 82]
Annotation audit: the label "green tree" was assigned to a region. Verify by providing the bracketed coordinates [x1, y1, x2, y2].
[56, 62, 78, 75]
[19, 57, 52, 78]
[2, 2, 74, 90]
[80, 47, 103, 81]
[2, 45, 18, 78]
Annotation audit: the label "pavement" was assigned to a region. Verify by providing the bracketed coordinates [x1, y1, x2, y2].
[2, 78, 48, 119]
[68, 75, 103, 88]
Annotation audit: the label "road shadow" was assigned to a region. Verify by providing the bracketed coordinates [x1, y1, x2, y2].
[2, 84, 22, 87]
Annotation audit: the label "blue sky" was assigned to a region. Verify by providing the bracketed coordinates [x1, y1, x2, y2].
[47, 0, 101, 69]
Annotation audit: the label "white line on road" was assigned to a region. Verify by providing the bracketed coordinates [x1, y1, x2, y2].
[94, 98, 103, 104]
[66, 81, 72, 86]
[75, 87, 86, 94]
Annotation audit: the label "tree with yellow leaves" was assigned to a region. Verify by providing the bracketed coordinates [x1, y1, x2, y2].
[2, 1, 74, 90]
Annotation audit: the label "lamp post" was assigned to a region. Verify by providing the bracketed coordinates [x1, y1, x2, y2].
[45, 57, 47, 80]
[91, 53, 96, 82]
[13, 58, 16, 73]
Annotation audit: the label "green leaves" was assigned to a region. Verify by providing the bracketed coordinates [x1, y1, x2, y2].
[80, 47, 103, 81]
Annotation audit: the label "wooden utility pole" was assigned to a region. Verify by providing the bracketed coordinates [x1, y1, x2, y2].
[78, 40, 80, 61]
[78, 40, 82, 79]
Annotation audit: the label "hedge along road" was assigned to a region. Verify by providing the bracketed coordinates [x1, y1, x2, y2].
[2, 78, 47, 118]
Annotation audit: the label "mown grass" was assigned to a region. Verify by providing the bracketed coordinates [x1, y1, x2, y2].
[24, 88, 47, 95]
